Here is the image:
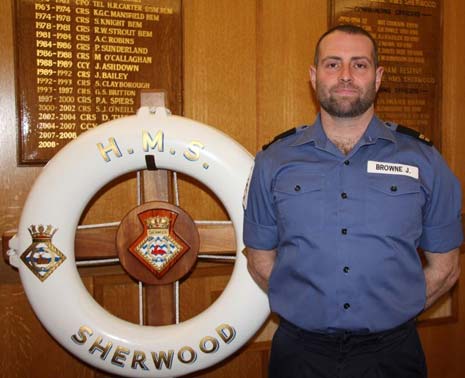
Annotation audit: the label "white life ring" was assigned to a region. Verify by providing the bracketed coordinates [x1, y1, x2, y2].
[10, 107, 269, 377]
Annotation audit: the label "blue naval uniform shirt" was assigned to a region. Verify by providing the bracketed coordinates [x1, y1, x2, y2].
[243, 114, 463, 333]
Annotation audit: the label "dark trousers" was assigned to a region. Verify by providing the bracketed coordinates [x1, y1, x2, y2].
[269, 319, 427, 378]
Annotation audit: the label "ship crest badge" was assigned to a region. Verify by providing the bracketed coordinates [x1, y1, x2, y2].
[129, 209, 190, 278]
[21, 225, 66, 282]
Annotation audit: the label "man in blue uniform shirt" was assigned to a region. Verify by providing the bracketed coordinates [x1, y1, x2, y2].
[243, 24, 462, 378]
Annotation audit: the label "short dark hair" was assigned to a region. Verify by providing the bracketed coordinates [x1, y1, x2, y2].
[314, 24, 379, 67]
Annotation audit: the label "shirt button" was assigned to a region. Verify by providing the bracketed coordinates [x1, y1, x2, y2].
[343, 266, 350, 273]
[344, 160, 350, 166]
[341, 192, 348, 199]
[294, 185, 301, 192]
[344, 303, 351, 310]
[341, 228, 348, 235]
[390, 185, 398, 192]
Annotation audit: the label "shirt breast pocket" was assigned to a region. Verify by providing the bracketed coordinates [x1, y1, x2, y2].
[273, 173, 324, 233]
[367, 176, 423, 237]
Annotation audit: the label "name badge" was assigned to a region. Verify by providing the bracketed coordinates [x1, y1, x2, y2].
[367, 160, 419, 179]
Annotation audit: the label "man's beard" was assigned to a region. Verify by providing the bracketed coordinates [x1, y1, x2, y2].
[317, 81, 377, 118]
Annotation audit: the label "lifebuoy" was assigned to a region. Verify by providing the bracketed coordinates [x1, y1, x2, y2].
[9, 107, 269, 377]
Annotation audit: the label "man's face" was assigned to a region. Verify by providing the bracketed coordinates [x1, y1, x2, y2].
[310, 31, 384, 118]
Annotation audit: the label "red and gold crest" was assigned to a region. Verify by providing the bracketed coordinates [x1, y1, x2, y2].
[129, 209, 190, 278]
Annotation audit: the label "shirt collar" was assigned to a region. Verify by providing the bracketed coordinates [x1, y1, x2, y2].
[291, 114, 396, 148]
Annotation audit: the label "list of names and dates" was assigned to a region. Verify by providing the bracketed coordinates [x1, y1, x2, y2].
[331, 0, 440, 140]
[16, 0, 181, 163]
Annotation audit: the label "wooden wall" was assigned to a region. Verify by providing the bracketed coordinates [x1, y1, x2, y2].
[1, 0, 464, 377]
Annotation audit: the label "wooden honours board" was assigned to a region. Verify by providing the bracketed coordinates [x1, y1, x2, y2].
[15, 0, 182, 164]
[330, 0, 442, 144]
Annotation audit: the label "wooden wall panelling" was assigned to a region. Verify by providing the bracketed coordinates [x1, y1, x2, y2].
[256, 0, 326, 148]
[440, 0, 465, 185]
[418, 254, 465, 378]
[79, 174, 138, 226]
[92, 273, 140, 324]
[179, 263, 232, 320]
[181, 0, 257, 221]
[0, 279, 96, 378]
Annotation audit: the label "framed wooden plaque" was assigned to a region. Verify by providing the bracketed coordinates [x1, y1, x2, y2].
[14, 0, 182, 164]
[330, 0, 442, 147]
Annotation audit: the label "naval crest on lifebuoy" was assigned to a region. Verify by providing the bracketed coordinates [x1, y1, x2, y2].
[20, 225, 66, 282]
[129, 209, 190, 278]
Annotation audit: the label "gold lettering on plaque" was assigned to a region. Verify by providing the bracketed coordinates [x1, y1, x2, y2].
[330, 0, 441, 142]
[16, 0, 182, 163]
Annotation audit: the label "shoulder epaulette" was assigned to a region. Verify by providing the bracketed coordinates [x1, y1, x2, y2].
[391, 123, 433, 146]
[262, 127, 296, 150]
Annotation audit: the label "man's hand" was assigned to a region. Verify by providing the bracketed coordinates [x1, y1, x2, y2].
[243, 247, 277, 292]
[423, 248, 461, 309]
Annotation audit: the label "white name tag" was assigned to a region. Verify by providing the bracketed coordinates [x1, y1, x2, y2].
[367, 160, 419, 179]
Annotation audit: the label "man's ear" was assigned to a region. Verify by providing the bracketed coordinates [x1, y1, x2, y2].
[309, 65, 317, 90]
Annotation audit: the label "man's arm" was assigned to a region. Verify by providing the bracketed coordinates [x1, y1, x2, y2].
[423, 248, 461, 309]
[244, 247, 277, 293]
